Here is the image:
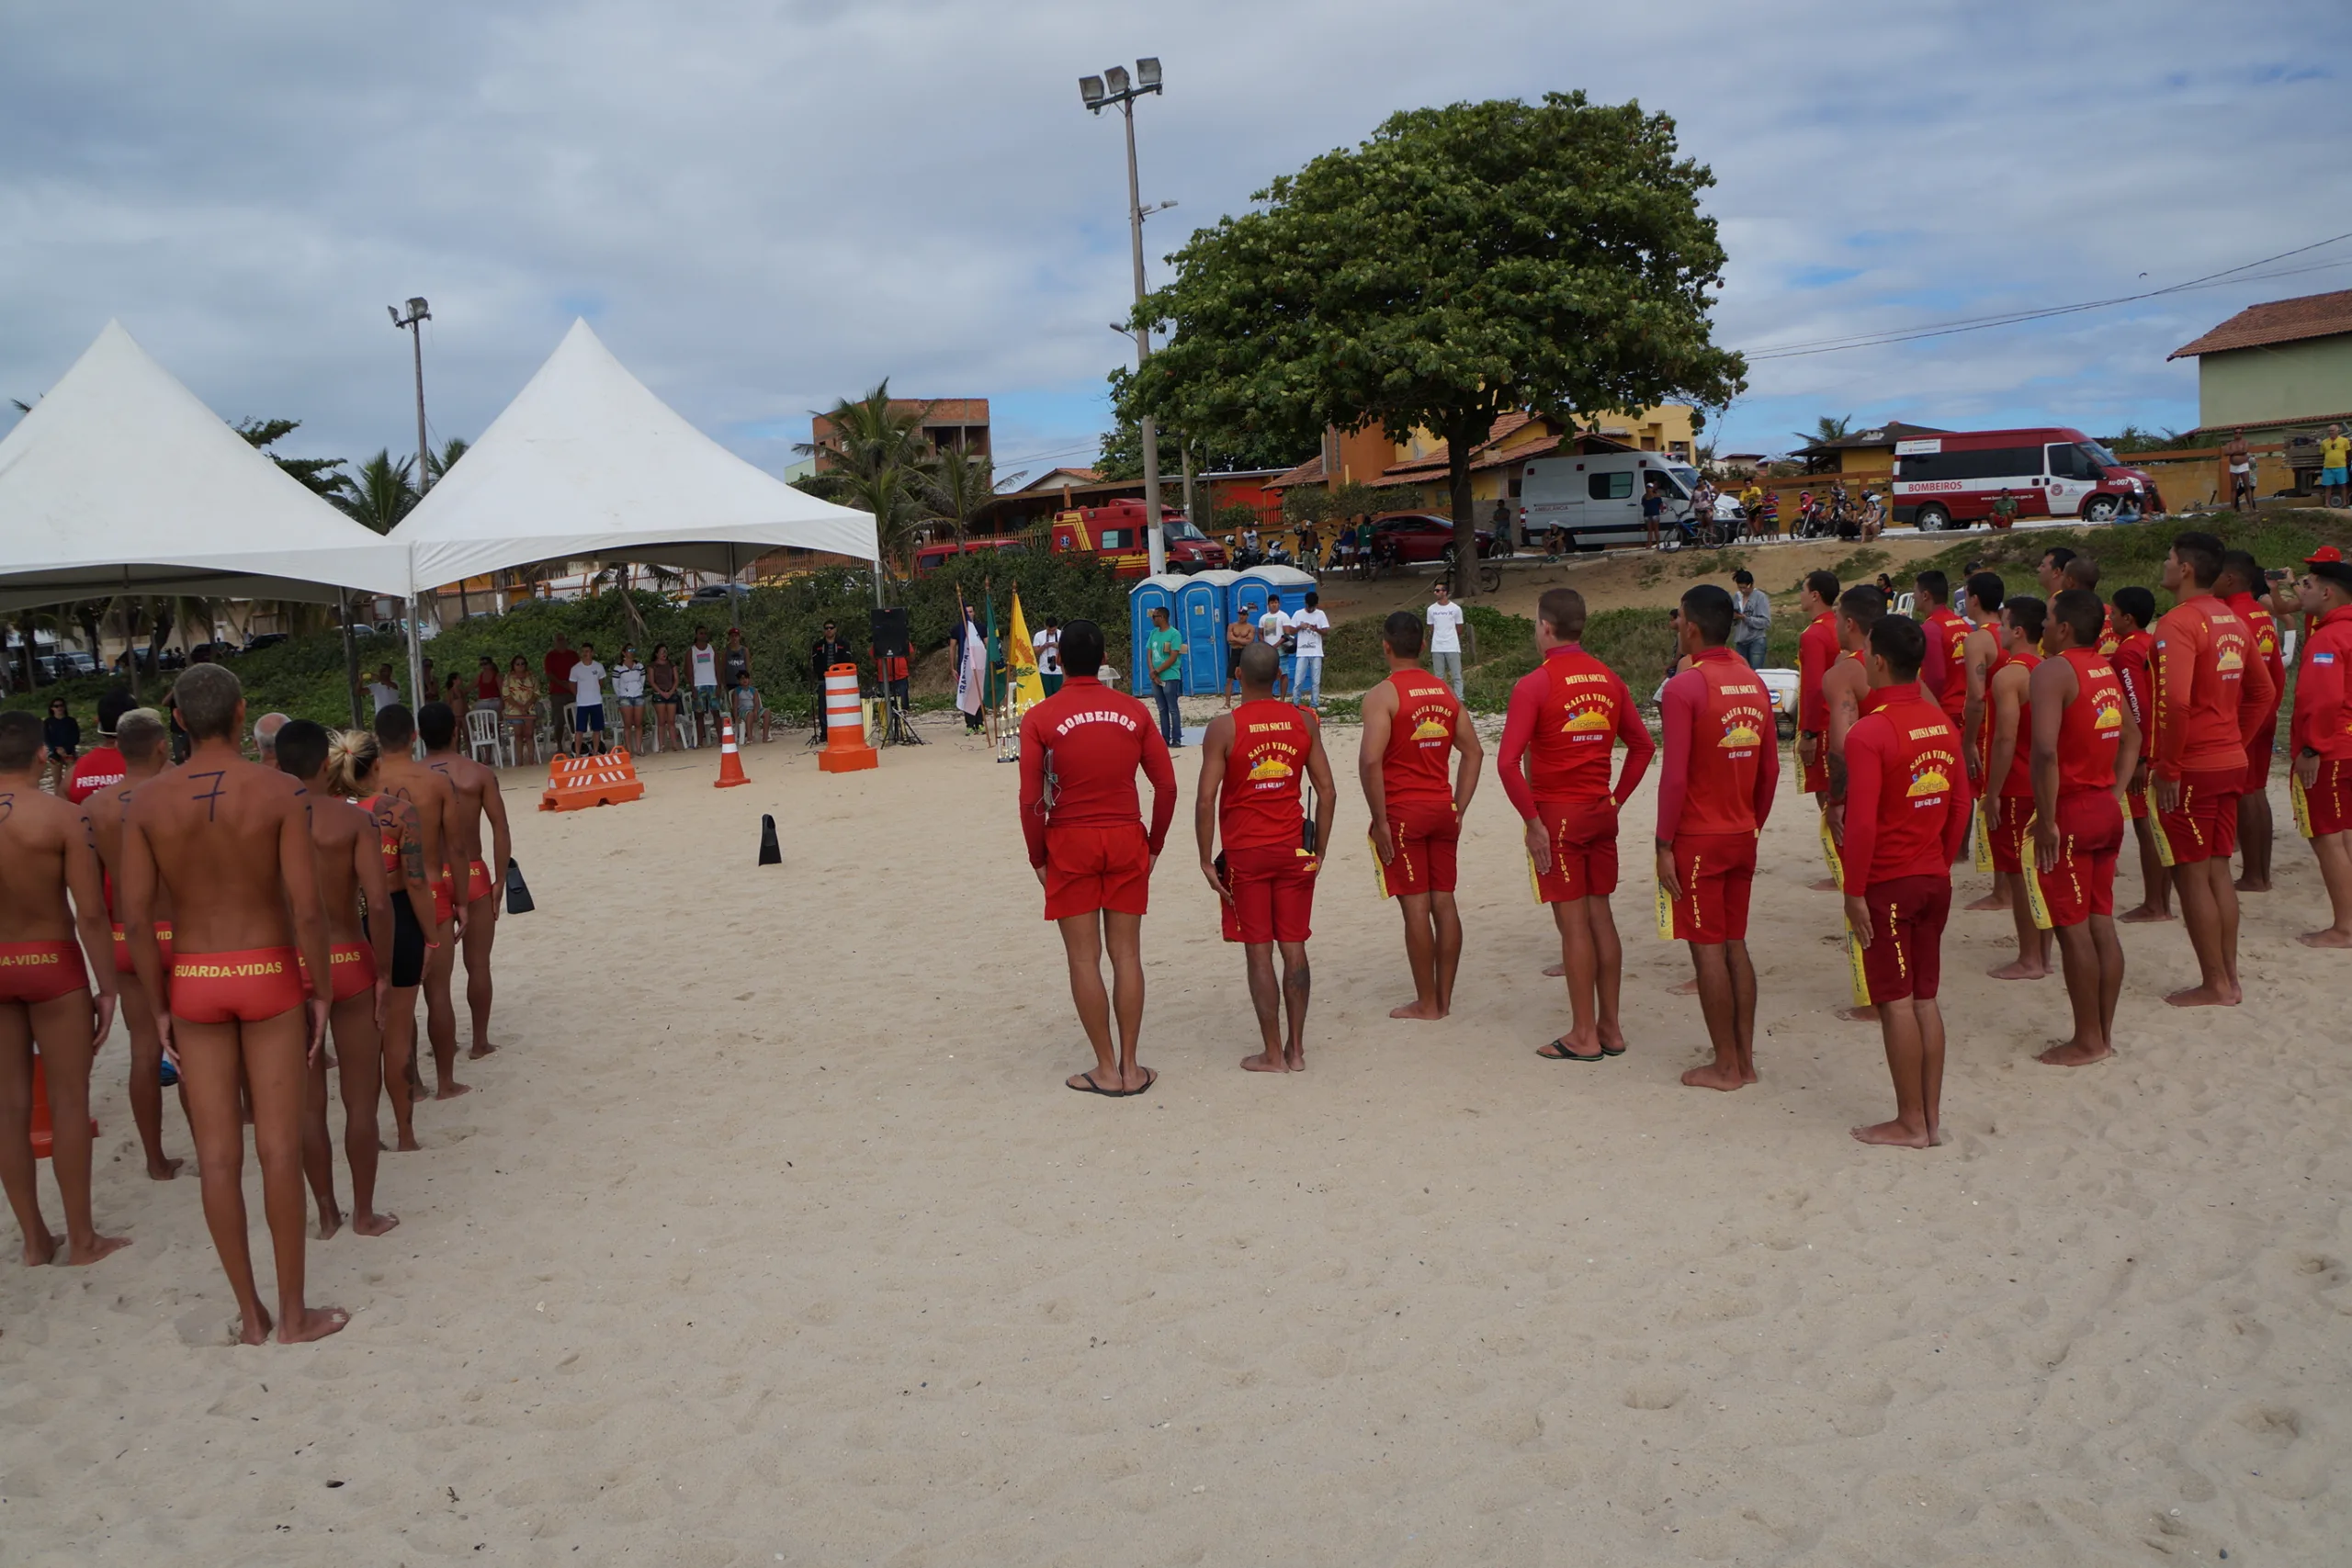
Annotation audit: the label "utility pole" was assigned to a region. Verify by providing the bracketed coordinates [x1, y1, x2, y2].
[389, 297, 432, 710]
[1080, 59, 1170, 577]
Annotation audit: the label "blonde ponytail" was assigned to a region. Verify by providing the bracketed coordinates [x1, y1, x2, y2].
[325, 728, 380, 798]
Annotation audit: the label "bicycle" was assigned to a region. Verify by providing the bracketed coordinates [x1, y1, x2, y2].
[1439, 556, 1502, 595]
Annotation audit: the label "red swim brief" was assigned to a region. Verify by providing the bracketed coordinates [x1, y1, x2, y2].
[1041, 823, 1151, 921]
[170, 948, 306, 1025]
[467, 858, 493, 905]
[1661, 832, 1757, 944]
[1986, 795, 2035, 876]
[2296, 759, 2352, 839]
[2153, 769, 2243, 866]
[1527, 799, 1621, 904]
[1219, 843, 1319, 944]
[2026, 790, 2123, 929]
[111, 921, 175, 976]
[1848, 874, 1951, 1005]
[0, 942, 89, 1006]
[431, 875, 454, 928]
[299, 943, 379, 1004]
[1372, 800, 1459, 899]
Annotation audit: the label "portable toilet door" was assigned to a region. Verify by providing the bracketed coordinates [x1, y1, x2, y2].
[1236, 565, 1318, 690]
[1176, 570, 1238, 695]
[1127, 573, 1185, 694]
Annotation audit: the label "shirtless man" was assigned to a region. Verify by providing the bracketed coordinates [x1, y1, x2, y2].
[1981, 597, 2052, 979]
[1196, 643, 1337, 1073]
[372, 704, 469, 1100]
[0, 710, 126, 1267]
[2289, 549, 2352, 946]
[2216, 550, 2285, 893]
[2109, 587, 2173, 923]
[1362, 610, 1485, 1022]
[1792, 570, 1843, 892]
[337, 726, 433, 1153]
[119, 664, 345, 1344]
[82, 709, 184, 1179]
[2029, 590, 2140, 1065]
[2150, 532, 2277, 1007]
[1958, 571, 2010, 908]
[420, 702, 512, 1060]
[1657, 587, 1779, 1091]
[1820, 585, 1883, 1018]
[2222, 428, 2254, 513]
[1497, 589, 1652, 1058]
[275, 721, 398, 1237]
[1016, 619, 1176, 1097]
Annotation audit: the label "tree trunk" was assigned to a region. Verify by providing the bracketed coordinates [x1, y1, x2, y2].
[1447, 415, 1481, 598]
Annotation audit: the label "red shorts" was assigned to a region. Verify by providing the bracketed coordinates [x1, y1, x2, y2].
[1220, 844, 1318, 944]
[1041, 823, 1151, 921]
[2245, 719, 2278, 791]
[2294, 759, 2352, 838]
[1800, 743, 1829, 796]
[1986, 795, 2035, 875]
[1527, 800, 1621, 904]
[299, 943, 379, 1004]
[2126, 782, 2150, 821]
[2153, 769, 2243, 866]
[0, 942, 89, 1006]
[466, 858, 493, 905]
[1372, 800, 1459, 899]
[1847, 874, 1951, 1005]
[2025, 790, 2123, 929]
[170, 948, 306, 1025]
[431, 876, 454, 928]
[110, 921, 175, 976]
[1659, 832, 1756, 944]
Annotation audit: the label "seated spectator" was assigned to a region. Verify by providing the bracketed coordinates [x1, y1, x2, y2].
[730, 668, 771, 743]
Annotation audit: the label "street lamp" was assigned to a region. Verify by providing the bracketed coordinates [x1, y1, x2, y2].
[388, 296, 432, 707]
[1078, 56, 1170, 577]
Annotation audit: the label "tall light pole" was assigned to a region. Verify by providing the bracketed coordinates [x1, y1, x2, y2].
[1080, 57, 1170, 578]
[389, 297, 432, 709]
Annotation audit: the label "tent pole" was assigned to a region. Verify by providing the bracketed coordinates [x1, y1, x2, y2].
[341, 592, 363, 729]
[404, 550, 426, 741]
[729, 546, 741, 633]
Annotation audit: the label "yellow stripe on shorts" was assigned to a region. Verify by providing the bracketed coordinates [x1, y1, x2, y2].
[2021, 817, 2055, 931]
[1655, 874, 1676, 942]
[2290, 772, 2314, 840]
[1972, 801, 1995, 874]
[1818, 810, 1844, 885]
[1844, 922, 1872, 1009]
[1368, 832, 1397, 900]
[2147, 800, 2177, 868]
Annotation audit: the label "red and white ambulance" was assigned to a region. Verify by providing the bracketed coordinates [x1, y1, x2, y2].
[1891, 427, 2162, 530]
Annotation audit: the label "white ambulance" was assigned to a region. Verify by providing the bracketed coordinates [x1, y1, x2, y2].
[1516, 451, 1702, 548]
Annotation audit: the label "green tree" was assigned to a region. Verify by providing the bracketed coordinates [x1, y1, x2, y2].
[1125, 93, 1741, 593]
[926, 446, 997, 549]
[235, 416, 352, 500]
[795, 382, 938, 581]
[1098, 368, 1306, 482]
[1796, 414, 1854, 447]
[334, 450, 420, 536]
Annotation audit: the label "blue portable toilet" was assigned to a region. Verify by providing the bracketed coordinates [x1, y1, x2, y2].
[1234, 565, 1319, 689]
[1126, 573, 1186, 694]
[1176, 570, 1239, 695]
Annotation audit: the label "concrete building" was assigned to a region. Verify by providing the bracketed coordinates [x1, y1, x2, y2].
[2170, 288, 2352, 447]
[808, 397, 989, 471]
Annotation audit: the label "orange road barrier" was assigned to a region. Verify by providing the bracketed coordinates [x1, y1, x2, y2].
[712, 717, 751, 789]
[539, 748, 646, 811]
[30, 1054, 94, 1161]
[819, 662, 877, 774]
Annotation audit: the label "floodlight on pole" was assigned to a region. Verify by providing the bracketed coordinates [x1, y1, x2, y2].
[1075, 56, 1170, 575]
[388, 295, 434, 708]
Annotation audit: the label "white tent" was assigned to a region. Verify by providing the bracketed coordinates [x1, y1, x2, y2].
[390, 319, 877, 593]
[0, 321, 412, 612]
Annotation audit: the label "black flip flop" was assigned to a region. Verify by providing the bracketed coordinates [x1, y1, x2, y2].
[1127, 1068, 1158, 1098]
[1067, 1071, 1125, 1097]
[1599, 1042, 1626, 1057]
[1536, 1038, 1605, 1063]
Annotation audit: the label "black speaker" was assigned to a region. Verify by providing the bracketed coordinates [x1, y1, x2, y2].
[869, 607, 910, 660]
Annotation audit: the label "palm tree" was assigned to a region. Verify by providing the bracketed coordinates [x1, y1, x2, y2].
[1794, 414, 1855, 447]
[335, 450, 419, 536]
[797, 382, 937, 579]
[925, 446, 996, 550]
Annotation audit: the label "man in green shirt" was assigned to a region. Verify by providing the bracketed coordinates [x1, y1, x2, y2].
[1146, 606, 1186, 748]
[1990, 488, 2018, 530]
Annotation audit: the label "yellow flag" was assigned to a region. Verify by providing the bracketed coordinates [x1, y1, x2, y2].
[1007, 592, 1046, 713]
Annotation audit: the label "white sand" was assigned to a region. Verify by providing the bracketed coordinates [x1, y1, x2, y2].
[3, 716, 2348, 1565]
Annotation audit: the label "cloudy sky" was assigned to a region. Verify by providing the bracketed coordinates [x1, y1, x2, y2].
[4, 0, 2346, 484]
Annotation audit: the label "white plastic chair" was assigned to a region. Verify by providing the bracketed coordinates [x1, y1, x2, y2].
[466, 705, 509, 768]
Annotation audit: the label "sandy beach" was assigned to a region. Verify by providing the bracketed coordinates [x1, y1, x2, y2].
[3, 713, 2348, 1566]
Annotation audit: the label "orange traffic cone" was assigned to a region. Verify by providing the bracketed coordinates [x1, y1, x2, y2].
[713, 717, 751, 788]
[818, 661, 877, 774]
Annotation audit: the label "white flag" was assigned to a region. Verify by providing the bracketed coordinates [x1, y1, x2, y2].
[956, 623, 987, 716]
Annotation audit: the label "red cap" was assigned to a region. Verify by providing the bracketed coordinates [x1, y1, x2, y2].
[2307, 546, 2346, 565]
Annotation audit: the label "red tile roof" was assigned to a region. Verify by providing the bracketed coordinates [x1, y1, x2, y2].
[1264, 454, 1325, 490]
[2170, 289, 2352, 359]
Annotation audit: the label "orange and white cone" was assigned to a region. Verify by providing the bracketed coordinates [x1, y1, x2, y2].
[818, 662, 878, 773]
[712, 716, 750, 789]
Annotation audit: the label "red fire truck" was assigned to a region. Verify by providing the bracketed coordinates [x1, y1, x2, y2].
[1050, 500, 1228, 577]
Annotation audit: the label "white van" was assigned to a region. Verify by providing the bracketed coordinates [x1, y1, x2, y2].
[1517, 451, 1702, 548]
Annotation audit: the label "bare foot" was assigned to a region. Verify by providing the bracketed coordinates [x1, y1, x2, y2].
[1850, 1120, 1933, 1148]
[1741, 1062, 1759, 1086]
[393, 1130, 422, 1153]
[18, 1230, 54, 1266]
[238, 1306, 275, 1347]
[352, 1211, 401, 1237]
[2164, 983, 2241, 1008]
[2297, 928, 2352, 948]
[1963, 892, 2010, 912]
[467, 1042, 498, 1059]
[146, 1156, 185, 1180]
[1239, 1051, 1289, 1073]
[316, 1209, 343, 1242]
[1388, 998, 1446, 1020]
[1833, 1004, 1880, 1023]
[2036, 1038, 2113, 1066]
[64, 1234, 131, 1267]
[1986, 959, 2049, 981]
[432, 1080, 472, 1100]
[1284, 1045, 1306, 1072]
[1668, 977, 1698, 996]
[2118, 905, 2176, 924]
[2233, 876, 2271, 893]
[1542, 962, 1565, 977]
[1680, 1062, 1746, 1091]
[277, 1306, 350, 1345]
[1807, 876, 1839, 893]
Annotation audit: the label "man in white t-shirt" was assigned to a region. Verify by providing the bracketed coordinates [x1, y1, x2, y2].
[368, 663, 401, 715]
[571, 641, 610, 753]
[686, 626, 721, 746]
[1257, 601, 1290, 698]
[1425, 581, 1466, 698]
[1287, 591, 1331, 709]
[1035, 617, 1063, 696]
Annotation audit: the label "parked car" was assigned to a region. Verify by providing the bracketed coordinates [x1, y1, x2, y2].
[242, 632, 290, 654]
[689, 583, 752, 604]
[184, 641, 239, 663]
[1364, 512, 1498, 564]
[35, 650, 100, 682]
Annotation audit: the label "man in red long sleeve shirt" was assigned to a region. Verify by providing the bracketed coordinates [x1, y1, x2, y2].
[1498, 589, 1653, 1060]
[1361, 612, 1483, 1022]
[1016, 620, 1177, 1097]
[2029, 590, 2140, 1066]
[2290, 550, 2352, 947]
[1793, 570, 1844, 892]
[2218, 550, 2286, 893]
[1915, 570, 1971, 727]
[1656, 586, 1778, 1092]
[2109, 586, 2173, 924]
[1840, 615, 1972, 1148]
[2151, 532, 2277, 1008]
